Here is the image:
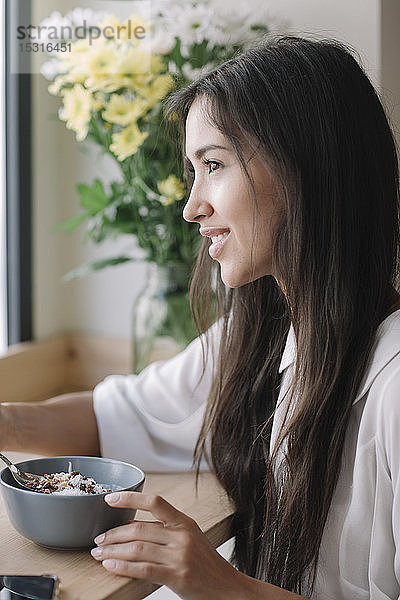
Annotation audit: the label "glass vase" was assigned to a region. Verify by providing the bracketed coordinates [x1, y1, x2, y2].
[132, 262, 198, 374]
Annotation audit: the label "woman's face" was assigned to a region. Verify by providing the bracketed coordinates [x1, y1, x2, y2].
[183, 98, 283, 288]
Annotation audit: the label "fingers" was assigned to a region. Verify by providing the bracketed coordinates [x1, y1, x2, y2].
[105, 492, 194, 528]
[91, 539, 171, 564]
[94, 520, 169, 547]
[99, 559, 171, 584]
[92, 493, 204, 592]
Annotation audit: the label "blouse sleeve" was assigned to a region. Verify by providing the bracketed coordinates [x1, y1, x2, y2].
[93, 321, 220, 472]
[374, 358, 400, 597]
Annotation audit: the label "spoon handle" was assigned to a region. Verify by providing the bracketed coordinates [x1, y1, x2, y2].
[0, 452, 18, 474]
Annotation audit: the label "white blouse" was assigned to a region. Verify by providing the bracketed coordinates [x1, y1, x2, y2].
[93, 309, 400, 600]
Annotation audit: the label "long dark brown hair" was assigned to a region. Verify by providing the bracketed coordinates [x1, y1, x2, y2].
[166, 36, 400, 594]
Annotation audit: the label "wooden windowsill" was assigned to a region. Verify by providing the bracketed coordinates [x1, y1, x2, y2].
[0, 333, 179, 403]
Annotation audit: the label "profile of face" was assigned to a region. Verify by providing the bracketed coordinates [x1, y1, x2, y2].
[183, 98, 283, 288]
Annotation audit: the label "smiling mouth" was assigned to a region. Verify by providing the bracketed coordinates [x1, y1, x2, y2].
[208, 231, 231, 259]
[210, 232, 230, 244]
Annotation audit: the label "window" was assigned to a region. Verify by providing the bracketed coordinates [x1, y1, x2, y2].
[5, 0, 32, 346]
[0, 0, 7, 351]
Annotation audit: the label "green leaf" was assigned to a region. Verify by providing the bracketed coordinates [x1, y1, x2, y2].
[250, 24, 269, 32]
[62, 256, 135, 281]
[77, 179, 110, 215]
[53, 213, 89, 233]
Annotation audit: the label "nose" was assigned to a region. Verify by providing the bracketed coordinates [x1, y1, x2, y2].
[182, 185, 213, 223]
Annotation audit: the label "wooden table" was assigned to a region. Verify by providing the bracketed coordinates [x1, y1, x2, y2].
[0, 453, 234, 600]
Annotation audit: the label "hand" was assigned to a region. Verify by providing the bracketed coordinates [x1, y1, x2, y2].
[90, 491, 243, 600]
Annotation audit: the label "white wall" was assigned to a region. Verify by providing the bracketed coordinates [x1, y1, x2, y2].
[267, 0, 380, 80]
[32, 0, 397, 341]
[380, 0, 400, 144]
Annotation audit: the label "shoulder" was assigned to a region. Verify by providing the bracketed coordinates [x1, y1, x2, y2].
[356, 310, 400, 412]
[355, 311, 400, 456]
[363, 353, 400, 472]
[372, 353, 400, 415]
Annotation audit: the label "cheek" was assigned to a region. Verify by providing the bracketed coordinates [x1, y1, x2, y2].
[214, 170, 251, 216]
[227, 191, 255, 241]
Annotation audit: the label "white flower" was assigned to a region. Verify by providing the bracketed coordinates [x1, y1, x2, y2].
[155, 2, 213, 49]
[155, 224, 166, 237]
[104, 204, 117, 220]
[151, 0, 190, 17]
[244, 6, 288, 36]
[32, 11, 73, 43]
[145, 29, 176, 55]
[67, 8, 109, 28]
[152, 0, 286, 52]
[181, 62, 213, 81]
[40, 58, 61, 80]
[168, 61, 179, 75]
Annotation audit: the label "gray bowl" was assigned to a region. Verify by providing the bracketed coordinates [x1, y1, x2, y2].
[0, 456, 145, 549]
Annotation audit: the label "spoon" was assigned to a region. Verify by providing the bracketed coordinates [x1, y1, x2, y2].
[0, 452, 48, 490]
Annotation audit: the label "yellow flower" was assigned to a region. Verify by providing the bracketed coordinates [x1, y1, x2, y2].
[58, 84, 92, 141]
[102, 94, 149, 126]
[85, 76, 122, 93]
[56, 39, 92, 83]
[110, 123, 148, 161]
[70, 38, 91, 53]
[124, 73, 154, 95]
[48, 75, 67, 96]
[48, 68, 88, 95]
[166, 109, 179, 123]
[98, 13, 150, 42]
[96, 13, 122, 34]
[142, 73, 175, 107]
[150, 54, 165, 74]
[86, 43, 119, 78]
[82, 40, 124, 92]
[92, 92, 107, 112]
[115, 47, 152, 78]
[58, 39, 90, 72]
[84, 44, 155, 92]
[157, 175, 186, 205]
[119, 15, 150, 43]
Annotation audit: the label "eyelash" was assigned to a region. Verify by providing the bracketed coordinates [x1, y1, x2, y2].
[186, 159, 222, 178]
[203, 159, 222, 174]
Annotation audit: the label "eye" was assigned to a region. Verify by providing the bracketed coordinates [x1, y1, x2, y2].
[203, 159, 222, 174]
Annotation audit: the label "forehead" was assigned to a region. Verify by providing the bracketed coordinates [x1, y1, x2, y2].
[185, 98, 230, 158]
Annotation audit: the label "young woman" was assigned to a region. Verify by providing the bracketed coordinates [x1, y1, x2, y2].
[1, 36, 400, 599]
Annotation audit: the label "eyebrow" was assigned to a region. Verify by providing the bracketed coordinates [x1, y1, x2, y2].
[184, 144, 231, 162]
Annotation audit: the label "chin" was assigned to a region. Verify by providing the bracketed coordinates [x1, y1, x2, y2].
[220, 263, 274, 288]
[219, 267, 249, 288]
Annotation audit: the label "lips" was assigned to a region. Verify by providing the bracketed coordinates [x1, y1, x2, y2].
[208, 230, 231, 260]
[199, 227, 231, 238]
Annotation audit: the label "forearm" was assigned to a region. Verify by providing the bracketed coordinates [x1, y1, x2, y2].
[0, 391, 100, 456]
[235, 571, 306, 600]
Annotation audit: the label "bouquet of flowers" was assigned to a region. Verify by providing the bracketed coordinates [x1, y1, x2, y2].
[39, 3, 283, 371]
[40, 2, 283, 277]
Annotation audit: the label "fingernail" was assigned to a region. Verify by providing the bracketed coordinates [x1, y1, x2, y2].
[91, 547, 103, 557]
[103, 559, 117, 569]
[94, 533, 105, 545]
[105, 492, 120, 503]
